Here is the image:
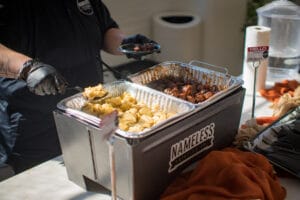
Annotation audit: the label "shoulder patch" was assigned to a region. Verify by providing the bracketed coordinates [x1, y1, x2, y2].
[77, 0, 93, 15]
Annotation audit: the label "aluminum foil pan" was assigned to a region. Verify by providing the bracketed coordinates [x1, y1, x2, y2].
[56, 80, 195, 139]
[128, 60, 244, 110]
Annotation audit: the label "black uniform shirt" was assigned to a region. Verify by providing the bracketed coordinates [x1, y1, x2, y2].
[0, 0, 118, 169]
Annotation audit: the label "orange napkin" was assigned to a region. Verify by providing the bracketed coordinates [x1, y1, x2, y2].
[161, 148, 286, 200]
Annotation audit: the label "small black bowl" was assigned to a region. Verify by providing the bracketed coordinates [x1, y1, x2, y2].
[119, 43, 161, 57]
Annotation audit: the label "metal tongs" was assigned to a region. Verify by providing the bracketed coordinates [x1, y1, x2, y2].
[99, 111, 119, 200]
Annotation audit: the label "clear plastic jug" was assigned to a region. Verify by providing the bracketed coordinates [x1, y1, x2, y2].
[257, 0, 300, 82]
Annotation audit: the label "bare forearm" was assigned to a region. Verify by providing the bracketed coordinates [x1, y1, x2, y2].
[103, 28, 125, 55]
[0, 44, 31, 79]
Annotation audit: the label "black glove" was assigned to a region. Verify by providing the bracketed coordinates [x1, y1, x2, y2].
[18, 60, 68, 96]
[121, 34, 159, 60]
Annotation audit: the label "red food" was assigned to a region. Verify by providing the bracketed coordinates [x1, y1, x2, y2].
[259, 79, 300, 102]
[256, 116, 278, 125]
[133, 46, 140, 51]
[147, 76, 221, 103]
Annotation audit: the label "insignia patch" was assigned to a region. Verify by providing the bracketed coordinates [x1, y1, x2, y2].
[77, 0, 93, 15]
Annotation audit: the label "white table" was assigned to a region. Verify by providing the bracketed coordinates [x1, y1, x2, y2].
[0, 92, 300, 200]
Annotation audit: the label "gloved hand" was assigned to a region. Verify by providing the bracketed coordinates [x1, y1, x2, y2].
[121, 34, 159, 60]
[18, 60, 68, 96]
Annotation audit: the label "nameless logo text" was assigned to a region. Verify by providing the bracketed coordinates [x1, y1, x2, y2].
[168, 122, 215, 173]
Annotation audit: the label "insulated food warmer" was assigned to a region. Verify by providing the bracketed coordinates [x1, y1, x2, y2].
[54, 61, 245, 200]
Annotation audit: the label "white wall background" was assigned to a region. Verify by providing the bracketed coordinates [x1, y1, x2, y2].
[102, 0, 247, 76]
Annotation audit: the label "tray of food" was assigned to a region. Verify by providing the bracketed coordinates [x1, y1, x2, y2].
[244, 106, 300, 178]
[56, 80, 195, 139]
[127, 60, 243, 110]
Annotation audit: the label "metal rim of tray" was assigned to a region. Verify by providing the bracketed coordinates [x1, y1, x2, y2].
[127, 60, 244, 112]
[56, 80, 196, 139]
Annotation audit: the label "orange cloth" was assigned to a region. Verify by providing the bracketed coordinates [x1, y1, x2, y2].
[161, 148, 286, 200]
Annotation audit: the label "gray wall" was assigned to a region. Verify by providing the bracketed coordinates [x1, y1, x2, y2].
[102, 0, 247, 76]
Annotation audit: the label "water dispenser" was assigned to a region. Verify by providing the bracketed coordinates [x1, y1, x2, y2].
[257, 0, 300, 82]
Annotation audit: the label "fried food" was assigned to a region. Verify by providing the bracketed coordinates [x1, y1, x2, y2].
[82, 84, 108, 100]
[81, 87, 175, 133]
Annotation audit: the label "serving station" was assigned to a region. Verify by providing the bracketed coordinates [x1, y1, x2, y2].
[0, 90, 300, 200]
[54, 61, 244, 200]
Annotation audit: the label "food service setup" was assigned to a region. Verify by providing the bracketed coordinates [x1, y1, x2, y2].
[53, 60, 245, 200]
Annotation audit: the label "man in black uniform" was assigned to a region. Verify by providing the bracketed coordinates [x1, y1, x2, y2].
[0, 0, 155, 174]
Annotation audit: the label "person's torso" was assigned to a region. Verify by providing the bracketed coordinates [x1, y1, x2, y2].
[0, 0, 105, 111]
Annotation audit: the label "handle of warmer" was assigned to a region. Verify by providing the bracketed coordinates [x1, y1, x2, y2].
[188, 60, 228, 74]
